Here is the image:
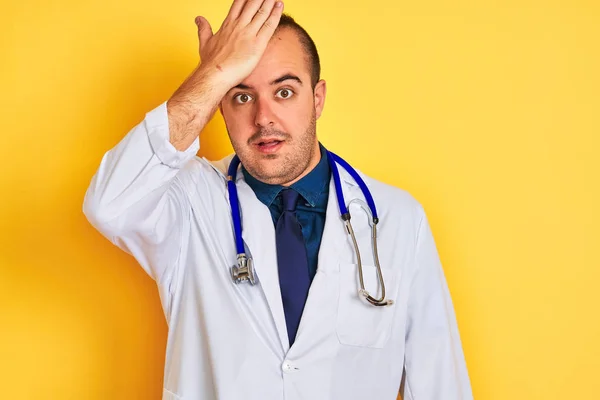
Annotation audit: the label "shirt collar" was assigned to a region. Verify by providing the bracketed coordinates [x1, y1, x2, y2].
[242, 143, 331, 208]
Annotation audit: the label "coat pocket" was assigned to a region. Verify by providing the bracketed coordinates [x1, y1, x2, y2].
[336, 263, 399, 348]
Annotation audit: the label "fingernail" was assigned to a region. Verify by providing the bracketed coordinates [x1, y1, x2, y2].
[275, 1, 283, 7]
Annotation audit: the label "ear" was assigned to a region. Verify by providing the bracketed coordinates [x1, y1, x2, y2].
[313, 79, 327, 120]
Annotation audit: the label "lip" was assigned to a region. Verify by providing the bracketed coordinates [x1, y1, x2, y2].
[254, 139, 285, 154]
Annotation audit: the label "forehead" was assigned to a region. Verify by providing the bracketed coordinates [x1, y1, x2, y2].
[241, 27, 310, 86]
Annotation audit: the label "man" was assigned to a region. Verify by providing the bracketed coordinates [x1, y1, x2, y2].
[83, 0, 473, 399]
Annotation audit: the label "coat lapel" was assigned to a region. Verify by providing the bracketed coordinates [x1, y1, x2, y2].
[292, 167, 366, 347]
[235, 175, 291, 353]
[317, 164, 375, 267]
[316, 173, 357, 269]
[205, 155, 290, 353]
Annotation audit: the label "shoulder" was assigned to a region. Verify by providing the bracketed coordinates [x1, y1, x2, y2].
[364, 174, 421, 211]
[160, 155, 234, 217]
[357, 169, 426, 232]
[175, 154, 233, 188]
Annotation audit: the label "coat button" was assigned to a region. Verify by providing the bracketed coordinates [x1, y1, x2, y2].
[282, 361, 296, 373]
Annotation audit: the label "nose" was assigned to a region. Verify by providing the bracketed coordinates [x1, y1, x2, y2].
[253, 97, 276, 128]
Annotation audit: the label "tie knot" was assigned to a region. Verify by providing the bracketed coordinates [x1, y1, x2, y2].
[281, 188, 300, 212]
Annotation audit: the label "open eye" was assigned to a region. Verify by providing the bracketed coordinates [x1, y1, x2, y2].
[233, 93, 253, 104]
[276, 88, 294, 99]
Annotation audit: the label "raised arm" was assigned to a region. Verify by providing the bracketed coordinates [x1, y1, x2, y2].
[83, 0, 285, 283]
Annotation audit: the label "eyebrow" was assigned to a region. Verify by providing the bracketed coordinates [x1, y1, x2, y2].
[233, 74, 303, 90]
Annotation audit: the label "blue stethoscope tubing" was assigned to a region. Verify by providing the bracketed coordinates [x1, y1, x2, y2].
[226, 150, 393, 307]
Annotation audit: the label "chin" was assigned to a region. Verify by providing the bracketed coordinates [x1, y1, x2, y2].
[253, 163, 296, 185]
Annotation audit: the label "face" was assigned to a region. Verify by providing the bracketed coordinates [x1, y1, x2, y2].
[220, 27, 327, 186]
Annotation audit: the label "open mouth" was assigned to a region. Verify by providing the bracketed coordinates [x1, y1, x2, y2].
[255, 139, 284, 153]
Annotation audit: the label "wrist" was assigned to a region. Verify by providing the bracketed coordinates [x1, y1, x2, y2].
[167, 67, 227, 116]
[196, 63, 238, 97]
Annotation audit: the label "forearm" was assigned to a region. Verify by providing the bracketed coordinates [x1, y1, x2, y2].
[167, 65, 230, 151]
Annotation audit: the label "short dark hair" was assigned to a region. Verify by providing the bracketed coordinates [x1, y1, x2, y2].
[277, 13, 321, 89]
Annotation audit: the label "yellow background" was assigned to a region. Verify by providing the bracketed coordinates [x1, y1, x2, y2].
[1, 0, 598, 398]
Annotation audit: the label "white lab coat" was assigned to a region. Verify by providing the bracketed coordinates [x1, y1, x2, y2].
[83, 101, 473, 400]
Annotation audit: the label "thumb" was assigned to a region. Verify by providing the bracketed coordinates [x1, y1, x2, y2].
[195, 16, 213, 50]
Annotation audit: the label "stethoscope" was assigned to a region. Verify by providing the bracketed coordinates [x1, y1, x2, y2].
[226, 151, 394, 307]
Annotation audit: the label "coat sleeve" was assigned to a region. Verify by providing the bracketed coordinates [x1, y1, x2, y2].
[401, 206, 473, 400]
[82, 101, 200, 284]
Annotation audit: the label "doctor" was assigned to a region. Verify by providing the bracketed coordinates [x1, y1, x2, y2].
[83, 1, 473, 399]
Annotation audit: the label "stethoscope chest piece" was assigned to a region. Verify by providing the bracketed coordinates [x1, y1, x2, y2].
[231, 253, 256, 285]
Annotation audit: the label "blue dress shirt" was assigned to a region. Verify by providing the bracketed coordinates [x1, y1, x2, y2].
[242, 143, 330, 282]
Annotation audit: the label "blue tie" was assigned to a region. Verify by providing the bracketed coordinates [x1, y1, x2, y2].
[276, 188, 311, 346]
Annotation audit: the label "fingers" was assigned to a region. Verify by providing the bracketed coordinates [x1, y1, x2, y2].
[224, 0, 247, 23]
[196, 16, 213, 50]
[248, 0, 275, 32]
[257, 1, 283, 42]
[238, 0, 266, 26]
